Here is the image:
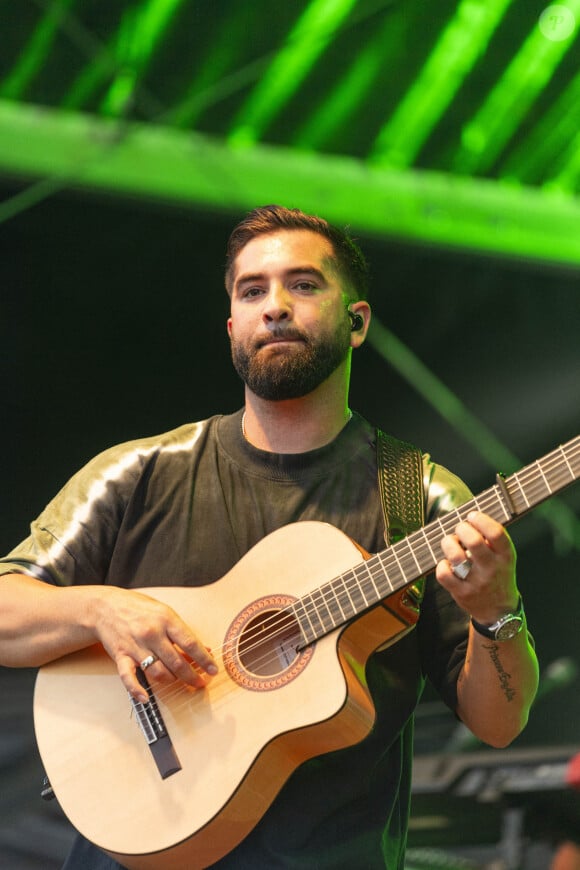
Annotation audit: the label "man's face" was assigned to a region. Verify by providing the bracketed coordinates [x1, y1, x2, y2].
[227, 230, 353, 400]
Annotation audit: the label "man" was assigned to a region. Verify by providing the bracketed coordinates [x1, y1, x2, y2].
[0, 205, 538, 868]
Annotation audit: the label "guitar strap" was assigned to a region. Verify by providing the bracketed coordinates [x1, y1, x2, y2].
[376, 428, 426, 610]
[375, 428, 425, 546]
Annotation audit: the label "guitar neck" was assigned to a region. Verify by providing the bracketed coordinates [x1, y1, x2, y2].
[294, 436, 580, 646]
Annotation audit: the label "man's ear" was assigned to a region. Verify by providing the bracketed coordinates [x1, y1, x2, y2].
[226, 317, 233, 338]
[349, 301, 371, 348]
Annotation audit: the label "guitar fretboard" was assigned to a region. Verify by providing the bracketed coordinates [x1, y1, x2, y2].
[293, 436, 580, 645]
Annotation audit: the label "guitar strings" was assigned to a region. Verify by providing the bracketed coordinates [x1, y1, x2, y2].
[164, 476, 580, 700]
[298, 443, 574, 664]
[46, 442, 579, 760]
[143, 440, 580, 703]
[163, 440, 580, 680]
[233, 439, 580, 665]
[138, 441, 580, 721]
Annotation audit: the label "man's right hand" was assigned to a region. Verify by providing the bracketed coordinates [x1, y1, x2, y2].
[91, 585, 218, 702]
[0, 574, 217, 702]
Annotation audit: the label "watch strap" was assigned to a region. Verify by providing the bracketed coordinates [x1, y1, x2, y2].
[471, 595, 524, 641]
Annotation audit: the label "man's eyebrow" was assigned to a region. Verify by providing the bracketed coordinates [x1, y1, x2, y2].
[235, 266, 327, 290]
[234, 271, 265, 290]
[286, 266, 327, 283]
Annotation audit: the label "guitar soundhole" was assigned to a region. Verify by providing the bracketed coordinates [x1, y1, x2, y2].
[224, 595, 314, 691]
[238, 610, 299, 675]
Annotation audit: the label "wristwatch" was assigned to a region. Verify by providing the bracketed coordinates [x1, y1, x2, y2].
[471, 596, 525, 641]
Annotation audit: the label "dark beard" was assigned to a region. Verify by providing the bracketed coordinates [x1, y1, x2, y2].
[231, 324, 351, 400]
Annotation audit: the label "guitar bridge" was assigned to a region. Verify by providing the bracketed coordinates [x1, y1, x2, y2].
[128, 670, 182, 779]
[130, 693, 167, 745]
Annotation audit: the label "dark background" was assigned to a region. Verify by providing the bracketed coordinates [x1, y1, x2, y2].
[2, 0, 580, 865]
[1, 182, 579, 867]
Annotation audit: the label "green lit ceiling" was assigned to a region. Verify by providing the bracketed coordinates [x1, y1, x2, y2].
[1, 0, 580, 267]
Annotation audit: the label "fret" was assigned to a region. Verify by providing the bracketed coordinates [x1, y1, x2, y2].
[293, 435, 579, 646]
[392, 539, 419, 583]
[493, 475, 514, 521]
[310, 585, 336, 632]
[536, 460, 553, 496]
[414, 527, 444, 574]
[421, 526, 445, 569]
[304, 594, 326, 637]
[437, 508, 455, 533]
[471, 489, 504, 524]
[324, 579, 351, 625]
[434, 513, 457, 544]
[297, 594, 325, 644]
[330, 574, 352, 623]
[396, 524, 443, 584]
[400, 536, 422, 575]
[506, 438, 579, 514]
[343, 567, 367, 614]
[544, 445, 577, 488]
[560, 444, 575, 480]
[358, 559, 381, 605]
[292, 598, 317, 646]
[374, 548, 405, 596]
[506, 473, 530, 514]
[329, 582, 348, 623]
[419, 527, 438, 562]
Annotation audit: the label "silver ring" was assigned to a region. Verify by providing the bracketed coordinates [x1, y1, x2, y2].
[140, 654, 158, 671]
[452, 558, 473, 580]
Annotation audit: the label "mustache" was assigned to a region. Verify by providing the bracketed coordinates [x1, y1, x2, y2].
[256, 327, 308, 347]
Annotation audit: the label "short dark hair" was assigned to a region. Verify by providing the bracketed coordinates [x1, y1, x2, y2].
[225, 204, 369, 300]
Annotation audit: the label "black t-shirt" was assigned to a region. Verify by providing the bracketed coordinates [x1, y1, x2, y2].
[2, 410, 471, 869]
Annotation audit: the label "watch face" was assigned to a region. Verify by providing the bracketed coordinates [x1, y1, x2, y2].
[495, 616, 524, 641]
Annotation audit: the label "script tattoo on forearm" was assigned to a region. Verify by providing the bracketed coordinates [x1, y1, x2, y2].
[484, 642, 515, 702]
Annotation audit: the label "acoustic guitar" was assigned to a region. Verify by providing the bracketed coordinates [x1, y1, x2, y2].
[33, 436, 579, 869]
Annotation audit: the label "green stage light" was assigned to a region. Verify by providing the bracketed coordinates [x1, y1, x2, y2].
[501, 69, 580, 185]
[371, 0, 512, 167]
[228, 0, 358, 147]
[454, 0, 580, 174]
[100, 0, 185, 117]
[549, 135, 580, 192]
[293, 10, 407, 151]
[99, 9, 139, 117]
[1, 100, 580, 270]
[62, 0, 184, 113]
[62, 30, 122, 110]
[0, 0, 75, 100]
[164, 5, 254, 129]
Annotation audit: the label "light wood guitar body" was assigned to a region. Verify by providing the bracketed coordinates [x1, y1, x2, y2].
[34, 522, 417, 869]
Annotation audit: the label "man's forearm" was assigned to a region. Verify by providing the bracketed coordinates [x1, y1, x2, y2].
[0, 573, 101, 667]
[456, 625, 539, 748]
[0, 573, 218, 701]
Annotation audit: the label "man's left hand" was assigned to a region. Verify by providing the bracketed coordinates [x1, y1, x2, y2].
[436, 510, 520, 624]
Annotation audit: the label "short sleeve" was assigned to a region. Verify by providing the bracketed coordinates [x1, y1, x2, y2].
[418, 455, 473, 711]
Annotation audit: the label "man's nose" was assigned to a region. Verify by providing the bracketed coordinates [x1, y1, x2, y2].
[263, 284, 292, 323]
